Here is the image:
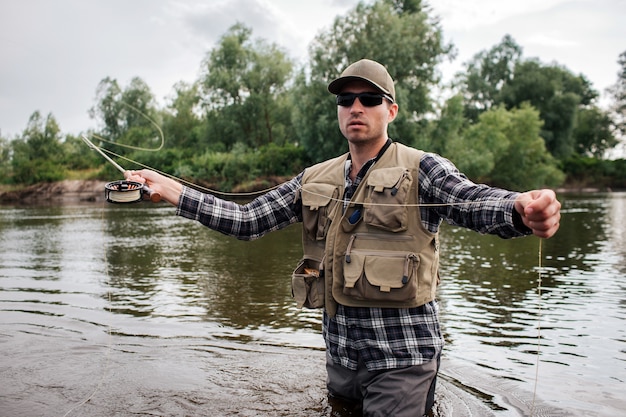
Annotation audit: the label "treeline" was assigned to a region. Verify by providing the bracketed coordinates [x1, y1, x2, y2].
[1, 0, 625, 192]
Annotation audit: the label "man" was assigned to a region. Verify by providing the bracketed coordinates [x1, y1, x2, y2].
[125, 59, 561, 416]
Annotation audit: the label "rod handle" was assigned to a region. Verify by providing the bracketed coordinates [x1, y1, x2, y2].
[142, 185, 161, 203]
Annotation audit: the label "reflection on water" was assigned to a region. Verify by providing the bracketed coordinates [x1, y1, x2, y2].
[1, 193, 625, 416]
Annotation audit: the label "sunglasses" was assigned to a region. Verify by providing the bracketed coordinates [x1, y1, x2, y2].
[336, 92, 393, 107]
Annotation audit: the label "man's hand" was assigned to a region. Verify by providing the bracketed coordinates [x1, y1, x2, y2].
[514, 189, 561, 238]
[124, 169, 183, 206]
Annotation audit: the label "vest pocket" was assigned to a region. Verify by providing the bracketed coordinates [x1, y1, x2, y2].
[300, 183, 340, 241]
[292, 257, 325, 309]
[363, 167, 412, 232]
[343, 250, 419, 302]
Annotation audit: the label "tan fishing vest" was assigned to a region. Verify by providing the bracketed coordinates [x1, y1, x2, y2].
[291, 142, 440, 317]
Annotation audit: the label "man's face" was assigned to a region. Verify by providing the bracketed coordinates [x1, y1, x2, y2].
[337, 80, 398, 147]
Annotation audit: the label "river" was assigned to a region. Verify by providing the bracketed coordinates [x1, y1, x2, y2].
[0, 192, 624, 416]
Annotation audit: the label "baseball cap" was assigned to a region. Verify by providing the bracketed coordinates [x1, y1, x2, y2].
[328, 59, 395, 102]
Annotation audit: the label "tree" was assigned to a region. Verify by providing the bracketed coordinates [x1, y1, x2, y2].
[0, 135, 11, 183]
[488, 104, 564, 190]
[85, 77, 163, 178]
[444, 103, 511, 181]
[89, 76, 161, 149]
[295, 0, 453, 162]
[459, 35, 605, 160]
[427, 94, 467, 157]
[461, 34, 522, 120]
[161, 81, 203, 153]
[608, 50, 626, 141]
[198, 23, 294, 151]
[500, 60, 597, 159]
[572, 107, 617, 157]
[61, 133, 102, 171]
[443, 104, 564, 190]
[11, 111, 65, 184]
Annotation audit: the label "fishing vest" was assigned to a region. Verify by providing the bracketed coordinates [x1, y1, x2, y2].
[291, 142, 440, 317]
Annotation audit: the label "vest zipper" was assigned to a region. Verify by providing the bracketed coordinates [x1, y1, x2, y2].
[403, 253, 418, 284]
[345, 234, 357, 263]
[391, 169, 410, 196]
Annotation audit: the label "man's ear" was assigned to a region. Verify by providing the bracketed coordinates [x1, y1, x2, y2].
[387, 102, 399, 123]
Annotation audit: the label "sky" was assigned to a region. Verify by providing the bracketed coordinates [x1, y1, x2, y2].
[1, 0, 624, 139]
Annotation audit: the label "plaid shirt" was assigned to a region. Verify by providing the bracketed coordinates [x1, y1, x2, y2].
[177, 150, 529, 371]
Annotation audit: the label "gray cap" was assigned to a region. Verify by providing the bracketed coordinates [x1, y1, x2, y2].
[328, 59, 395, 102]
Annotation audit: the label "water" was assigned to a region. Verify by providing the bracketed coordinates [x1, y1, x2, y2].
[0, 192, 624, 416]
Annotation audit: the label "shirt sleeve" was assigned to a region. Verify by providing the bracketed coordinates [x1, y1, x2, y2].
[175, 174, 303, 240]
[419, 153, 531, 238]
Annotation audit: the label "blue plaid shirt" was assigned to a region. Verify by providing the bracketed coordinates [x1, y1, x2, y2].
[176, 151, 529, 371]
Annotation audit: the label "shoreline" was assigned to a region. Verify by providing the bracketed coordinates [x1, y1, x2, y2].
[0, 180, 620, 205]
[0, 180, 108, 205]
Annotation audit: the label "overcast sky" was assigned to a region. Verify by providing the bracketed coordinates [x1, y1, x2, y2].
[1, 0, 624, 139]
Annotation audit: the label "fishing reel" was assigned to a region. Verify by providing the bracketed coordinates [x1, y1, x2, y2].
[105, 180, 161, 203]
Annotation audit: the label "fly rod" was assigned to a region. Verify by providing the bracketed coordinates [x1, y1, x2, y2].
[81, 135, 161, 203]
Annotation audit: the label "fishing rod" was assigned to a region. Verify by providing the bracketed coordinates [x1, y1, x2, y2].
[81, 135, 161, 203]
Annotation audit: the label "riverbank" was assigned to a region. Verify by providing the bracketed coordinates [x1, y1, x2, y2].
[0, 179, 618, 205]
[0, 177, 290, 205]
[0, 180, 107, 205]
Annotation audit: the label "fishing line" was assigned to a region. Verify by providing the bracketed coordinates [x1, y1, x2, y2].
[89, 102, 165, 152]
[84, 146, 540, 206]
[530, 238, 544, 417]
[82, 102, 166, 203]
[81, 105, 550, 413]
[62, 206, 115, 417]
[81, 135, 161, 203]
[299, 187, 549, 414]
[64, 102, 166, 414]
[102, 147, 283, 198]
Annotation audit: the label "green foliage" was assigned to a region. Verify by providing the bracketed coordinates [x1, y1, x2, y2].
[11, 112, 66, 184]
[161, 81, 203, 152]
[198, 23, 294, 151]
[255, 142, 309, 176]
[3, 1, 624, 192]
[427, 94, 467, 156]
[445, 105, 510, 181]
[573, 107, 617, 157]
[290, 72, 345, 163]
[459, 35, 605, 160]
[182, 142, 307, 191]
[488, 104, 565, 190]
[562, 155, 626, 189]
[188, 143, 257, 190]
[61, 134, 102, 170]
[90, 76, 161, 148]
[462, 34, 522, 118]
[444, 104, 564, 190]
[125, 148, 187, 177]
[500, 60, 594, 158]
[298, 0, 453, 161]
[0, 136, 11, 183]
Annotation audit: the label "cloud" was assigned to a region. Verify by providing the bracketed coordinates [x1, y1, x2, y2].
[429, 0, 585, 30]
[0, 0, 623, 138]
[525, 33, 579, 48]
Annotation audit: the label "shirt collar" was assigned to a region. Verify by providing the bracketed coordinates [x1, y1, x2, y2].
[345, 138, 393, 181]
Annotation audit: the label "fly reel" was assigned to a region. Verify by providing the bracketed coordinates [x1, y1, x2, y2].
[105, 180, 144, 203]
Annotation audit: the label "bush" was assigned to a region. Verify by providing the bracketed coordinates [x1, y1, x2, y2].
[562, 156, 626, 189]
[256, 142, 308, 176]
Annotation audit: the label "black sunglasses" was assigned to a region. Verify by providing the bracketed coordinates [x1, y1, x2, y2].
[336, 92, 393, 107]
